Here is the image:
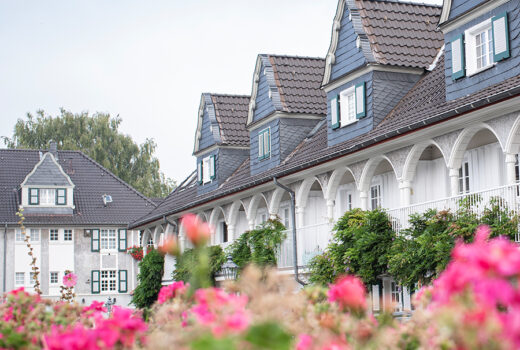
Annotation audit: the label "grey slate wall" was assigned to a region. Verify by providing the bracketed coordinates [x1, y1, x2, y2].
[197, 149, 219, 195]
[445, 1, 520, 101]
[198, 98, 219, 152]
[218, 148, 249, 183]
[25, 154, 71, 186]
[330, 5, 367, 82]
[448, 0, 489, 21]
[252, 61, 277, 123]
[75, 228, 99, 295]
[250, 119, 281, 176]
[327, 72, 374, 147]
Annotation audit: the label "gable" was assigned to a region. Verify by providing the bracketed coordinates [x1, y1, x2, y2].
[442, 0, 492, 23]
[193, 94, 221, 154]
[22, 152, 73, 187]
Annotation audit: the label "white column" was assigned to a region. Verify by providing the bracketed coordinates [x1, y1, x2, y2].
[269, 213, 278, 220]
[296, 206, 305, 228]
[449, 168, 459, 196]
[248, 220, 255, 231]
[360, 191, 369, 210]
[326, 200, 335, 221]
[227, 224, 236, 241]
[505, 153, 517, 185]
[399, 180, 412, 207]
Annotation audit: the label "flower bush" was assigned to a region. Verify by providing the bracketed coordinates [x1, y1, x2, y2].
[127, 246, 144, 261]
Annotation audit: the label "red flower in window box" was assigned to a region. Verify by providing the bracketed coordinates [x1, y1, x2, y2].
[127, 246, 144, 261]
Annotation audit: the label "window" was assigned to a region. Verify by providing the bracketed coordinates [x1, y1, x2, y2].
[203, 157, 211, 183]
[370, 185, 382, 210]
[220, 221, 228, 243]
[29, 272, 37, 285]
[347, 193, 353, 211]
[465, 19, 494, 76]
[283, 208, 290, 229]
[101, 270, 117, 292]
[39, 188, 56, 205]
[15, 230, 24, 242]
[30, 229, 40, 242]
[147, 237, 154, 248]
[15, 272, 24, 285]
[258, 128, 271, 160]
[63, 229, 73, 241]
[56, 189, 67, 205]
[459, 162, 470, 194]
[50, 272, 59, 284]
[391, 282, 402, 312]
[199, 155, 215, 184]
[100, 229, 116, 250]
[340, 86, 356, 126]
[50, 229, 59, 241]
[29, 188, 39, 205]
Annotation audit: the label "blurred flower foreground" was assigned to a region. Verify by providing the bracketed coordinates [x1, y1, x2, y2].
[2, 221, 520, 350]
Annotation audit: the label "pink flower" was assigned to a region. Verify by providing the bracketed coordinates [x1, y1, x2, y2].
[158, 236, 180, 256]
[157, 281, 187, 304]
[83, 301, 106, 315]
[328, 275, 366, 311]
[296, 334, 313, 350]
[182, 213, 212, 247]
[63, 273, 77, 287]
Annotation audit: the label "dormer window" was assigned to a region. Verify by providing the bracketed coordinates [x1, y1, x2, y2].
[340, 87, 356, 126]
[28, 188, 67, 206]
[258, 128, 271, 160]
[331, 82, 366, 129]
[197, 155, 216, 184]
[465, 19, 494, 76]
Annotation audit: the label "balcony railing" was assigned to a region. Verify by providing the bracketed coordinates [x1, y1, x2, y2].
[277, 222, 333, 268]
[387, 183, 520, 236]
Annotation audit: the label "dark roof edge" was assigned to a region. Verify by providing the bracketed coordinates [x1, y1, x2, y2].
[129, 84, 520, 229]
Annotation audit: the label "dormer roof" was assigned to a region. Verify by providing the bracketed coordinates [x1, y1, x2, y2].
[21, 152, 74, 187]
[193, 93, 250, 154]
[322, 0, 444, 86]
[247, 54, 327, 126]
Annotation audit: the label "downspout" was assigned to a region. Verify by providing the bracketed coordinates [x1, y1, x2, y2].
[3, 224, 7, 293]
[273, 177, 306, 286]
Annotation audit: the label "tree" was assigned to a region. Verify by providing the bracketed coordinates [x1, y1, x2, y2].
[132, 249, 165, 309]
[2, 109, 175, 198]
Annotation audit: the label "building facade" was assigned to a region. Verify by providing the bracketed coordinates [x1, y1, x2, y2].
[0, 143, 156, 306]
[131, 0, 520, 313]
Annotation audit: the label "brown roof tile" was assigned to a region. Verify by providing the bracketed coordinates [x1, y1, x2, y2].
[210, 94, 250, 147]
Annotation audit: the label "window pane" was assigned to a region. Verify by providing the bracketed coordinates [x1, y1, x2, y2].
[50, 272, 58, 284]
[64, 229, 73, 241]
[15, 272, 24, 285]
[16, 230, 24, 242]
[30, 229, 39, 241]
[258, 134, 264, 158]
[50, 229, 59, 241]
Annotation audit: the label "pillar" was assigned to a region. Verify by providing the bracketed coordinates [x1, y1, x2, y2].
[227, 224, 236, 241]
[360, 191, 369, 210]
[296, 206, 305, 228]
[248, 220, 255, 231]
[326, 200, 335, 221]
[505, 153, 517, 185]
[449, 168, 459, 196]
[399, 180, 412, 207]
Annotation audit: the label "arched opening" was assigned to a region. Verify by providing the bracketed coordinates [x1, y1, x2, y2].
[332, 168, 358, 217]
[451, 127, 504, 193]
[253, 194, 270, 227]
[210, 207, 229, 245]
[406, 143, 449, 204]
[366, 158, 399, 210]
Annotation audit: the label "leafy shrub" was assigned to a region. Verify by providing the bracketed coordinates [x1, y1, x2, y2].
[227, 219, 286, 269]
[132, 248, 165, 309]
[173, 245, 226, 285]
[308, 209, 394, 286]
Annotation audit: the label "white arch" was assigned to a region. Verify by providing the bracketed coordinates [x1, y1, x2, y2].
[247, 193, 269, 223]
[228, 200, 247, 227]
[196, 211, 209, 222]
[358, 155, 399, 193]
[268, 188, 286, 216]
[448, 122, 504, 169]
[402, 140, 447, 183]
[325, 166, 357, 201]
[505, 113, 520, 154]
[209, 206, 227, 228]
[296, 176, 326, 209]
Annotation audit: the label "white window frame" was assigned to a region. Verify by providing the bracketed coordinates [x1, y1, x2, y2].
[15, 230, 24, 242]
[202, 157, 211, 184]
[39, 188, 56, 205]
[340, 86, 356, 127]
[391, 281, 403, 312]
[465, 19, 495, 76]
[370, 184, 382, 210]
[258, 127, 271, 160]
[100, 229, 117, 251]
[15, 272, 25, 285]
[346, 192, 353, 211]
[458, 161, 470, 194]
[50, 271, 59, 285]
[100, 269, 117, 293]
[29, 229, 40, 242]
[29, 272, 37, 286]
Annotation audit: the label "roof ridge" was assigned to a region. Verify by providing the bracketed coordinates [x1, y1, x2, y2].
[205, 93, 251, 98]
[75, 150, 157, 208]
[264, 54, 326, 61]
[362, 0, 442, 7]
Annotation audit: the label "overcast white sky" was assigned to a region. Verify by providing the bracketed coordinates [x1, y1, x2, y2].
[0, 0, 442, 185]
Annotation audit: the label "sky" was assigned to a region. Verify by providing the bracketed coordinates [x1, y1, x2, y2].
[0, 0, 442, 185]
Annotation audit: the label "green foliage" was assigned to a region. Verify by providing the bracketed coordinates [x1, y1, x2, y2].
[2, 110, 175, 197]
[173, 245, 226, 286]
[243, 322, 292, 350]
[308, 209, 394, 286]
[388, 196, 519, 288]
[227, 219, 286, 269]
[132, 249, 165, 309]
[190, 335, 236, 350]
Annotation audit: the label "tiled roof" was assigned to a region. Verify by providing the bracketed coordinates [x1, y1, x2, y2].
[269, 55, 327, 115]
[357, 0, 443, 69]
[0, 149, 156, 225]
[130, 52, 520, 228]
[211, 94, 250, 147]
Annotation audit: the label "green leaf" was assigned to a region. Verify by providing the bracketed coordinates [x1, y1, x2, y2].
[244, 322, 292, 350]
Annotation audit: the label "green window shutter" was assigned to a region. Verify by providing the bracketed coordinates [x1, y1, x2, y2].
[29, 188, 39, 205]
[209, 155, 216, 180]
[197, 161, 203, 184]
[118, 270, 128, 293]
[266, 129, 271, 157]
[56, 188, 66, 205]
[258, 132, 264, 159]
[451, 34, 465, 80]
[331, 95, 340, 129]
[492, 12, 510, 62]
[118, 229, 127, 252]
[355, 82, 366, 119]
[91, 270, 100, 294]
[91, 229, 100, 252]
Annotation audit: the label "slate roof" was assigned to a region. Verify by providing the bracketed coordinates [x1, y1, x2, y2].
[211, 94, 250, 147]
[269, 55, 327, 115]
[357, 0, 443, 69]
[0, 149, 156, 226]
[130, 51, 520, 228]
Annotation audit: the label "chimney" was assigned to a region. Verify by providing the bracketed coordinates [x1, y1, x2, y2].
[49, 140, 58, 160]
